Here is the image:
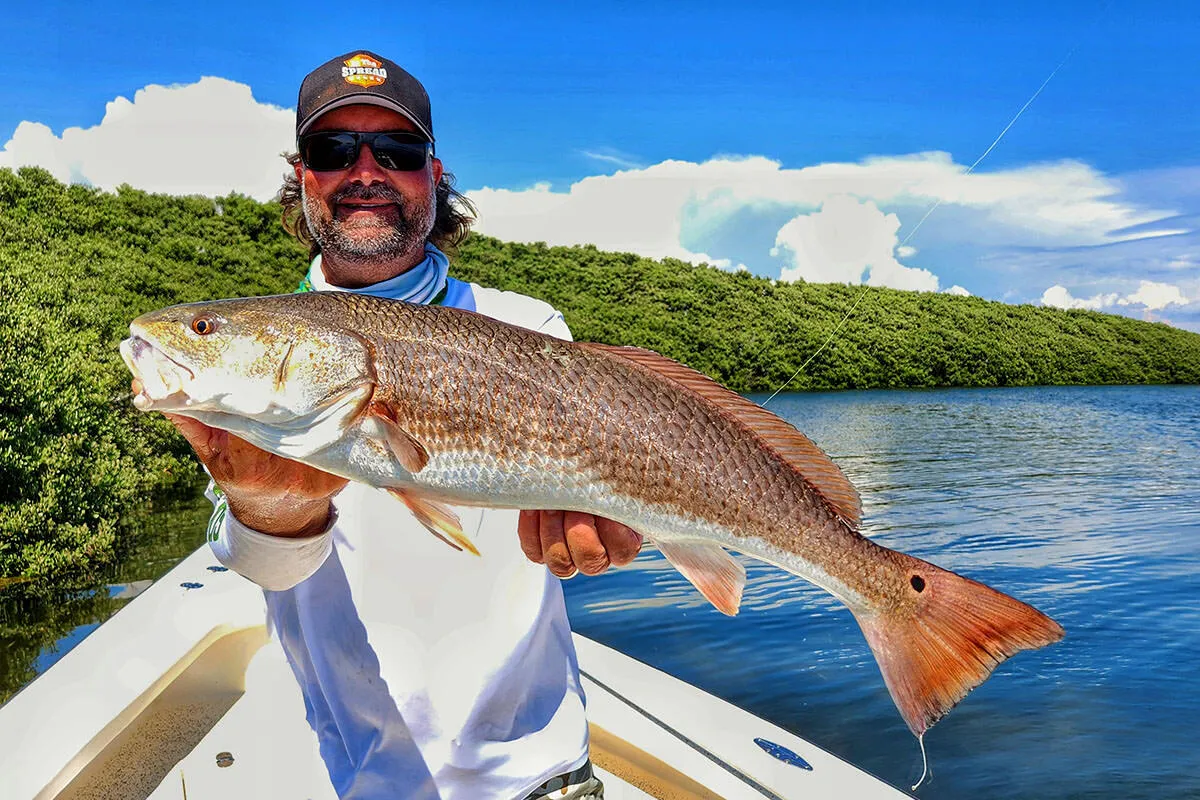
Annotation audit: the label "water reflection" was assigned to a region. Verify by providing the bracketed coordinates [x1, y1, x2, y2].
[0, 477, 210, 706]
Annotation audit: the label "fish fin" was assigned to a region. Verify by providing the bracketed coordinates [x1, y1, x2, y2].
[853, 556, 1064, 736]
[581, 343, 861, 527]
[371, 404, 429, 474]
[387, 489, 481, 556]
[655, 540, 746, 616]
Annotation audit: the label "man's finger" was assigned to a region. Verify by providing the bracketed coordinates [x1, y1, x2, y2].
[539, 510, 576, 578]
[595, 518, 643, 567]
[564, 512, 610, 576]
[163, 413, 224, 464]
[518, 510, 544, 563]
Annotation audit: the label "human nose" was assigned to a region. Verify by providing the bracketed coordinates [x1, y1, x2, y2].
[347, 140, 389, 184]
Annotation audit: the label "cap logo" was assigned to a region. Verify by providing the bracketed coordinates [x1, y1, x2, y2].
[342, 54, 387, 88]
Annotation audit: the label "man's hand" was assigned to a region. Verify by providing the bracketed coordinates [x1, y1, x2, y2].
[138, 379, 348, 538]
[168, 412, 347, 537]
[518, 510, 643, 578]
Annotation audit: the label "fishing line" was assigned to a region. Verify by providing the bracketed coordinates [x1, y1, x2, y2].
[761, 23, 1095, 407]
[912, 734, 931, 791]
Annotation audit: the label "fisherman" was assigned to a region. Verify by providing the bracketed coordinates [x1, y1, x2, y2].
[164, 51, 642, 799]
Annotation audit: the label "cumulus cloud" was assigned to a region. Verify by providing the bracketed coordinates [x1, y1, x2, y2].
[1041, 286, 1120, 311]
[0, 77, 293, 200]
[771, 195, 938, 291]
[1120, 280, 1189, 310]
[1041, 280, 1188, 312]
[468, 167, 735, 267]
[470, 150, 1187, 295]
[945, 285, 971, 296]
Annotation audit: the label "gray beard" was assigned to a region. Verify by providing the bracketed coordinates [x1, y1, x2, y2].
[302, 181, 435, 264]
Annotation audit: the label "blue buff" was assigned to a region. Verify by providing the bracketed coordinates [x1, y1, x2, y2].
[304, 243, 450, 305]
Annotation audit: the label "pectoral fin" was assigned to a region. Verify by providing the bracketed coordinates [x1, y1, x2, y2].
[387, 488, 480, 556]
[655, 540, 746, 616]
[371, 404, 429, 474]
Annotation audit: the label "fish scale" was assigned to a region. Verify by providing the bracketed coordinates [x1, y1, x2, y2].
[121, 291, 1064, 740]
[369, 309, 821, 547]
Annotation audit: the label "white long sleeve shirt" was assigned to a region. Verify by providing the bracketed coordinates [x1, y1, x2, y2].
[207, 259, 590, 799]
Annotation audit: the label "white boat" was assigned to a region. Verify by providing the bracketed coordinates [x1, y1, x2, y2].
[0, 545, 910, 799]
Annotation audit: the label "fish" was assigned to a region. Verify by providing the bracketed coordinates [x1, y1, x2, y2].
[120, 291, 1064, 738]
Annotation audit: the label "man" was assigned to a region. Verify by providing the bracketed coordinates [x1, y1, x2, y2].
[166, 51, 642, 799]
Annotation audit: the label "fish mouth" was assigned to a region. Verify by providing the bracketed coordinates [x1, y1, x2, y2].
[120, 334, 196, 411]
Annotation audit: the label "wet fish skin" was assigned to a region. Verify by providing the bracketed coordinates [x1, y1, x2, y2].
[121, 291, 1064, 736]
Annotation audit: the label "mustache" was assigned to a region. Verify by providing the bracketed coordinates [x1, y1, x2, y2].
[331, 184, 406, 205]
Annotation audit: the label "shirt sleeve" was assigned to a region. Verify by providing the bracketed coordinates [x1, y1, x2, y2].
[205, 479, 338, 592]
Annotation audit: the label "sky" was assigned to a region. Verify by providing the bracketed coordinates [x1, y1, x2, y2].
[3, 0, 1198, 330]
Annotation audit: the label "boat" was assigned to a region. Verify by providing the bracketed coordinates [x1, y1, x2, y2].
[0, 544, 910, 799]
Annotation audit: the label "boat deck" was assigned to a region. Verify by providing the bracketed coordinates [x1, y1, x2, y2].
[0, 546, 909, 799]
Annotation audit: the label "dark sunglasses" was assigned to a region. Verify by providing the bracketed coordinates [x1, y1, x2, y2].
[298, 130, 433, 172]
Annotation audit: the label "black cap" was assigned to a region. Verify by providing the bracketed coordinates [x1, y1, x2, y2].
[296, 51, 434, 145]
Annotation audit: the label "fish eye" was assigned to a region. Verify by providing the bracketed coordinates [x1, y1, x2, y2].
[191, 315, 218, 335]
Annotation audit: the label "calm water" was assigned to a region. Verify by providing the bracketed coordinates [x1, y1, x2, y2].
[4, 385, 1198, 798]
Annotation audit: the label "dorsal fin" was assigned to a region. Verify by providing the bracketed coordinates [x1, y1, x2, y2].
[581, 343, 862, 527]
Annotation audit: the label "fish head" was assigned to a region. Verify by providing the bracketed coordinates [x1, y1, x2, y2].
[120, 296, 374, 426]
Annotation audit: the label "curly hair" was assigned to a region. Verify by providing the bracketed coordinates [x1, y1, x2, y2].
[278, 152, 477, 259]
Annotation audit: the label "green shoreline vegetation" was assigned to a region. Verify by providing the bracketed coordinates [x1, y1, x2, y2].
[3, 166, 1199, 587]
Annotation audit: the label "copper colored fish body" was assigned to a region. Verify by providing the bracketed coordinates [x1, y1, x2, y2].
[121, 291, 1064, 736]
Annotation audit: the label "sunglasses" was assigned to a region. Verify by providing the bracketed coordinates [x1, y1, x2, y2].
[298, 130, 433, 172]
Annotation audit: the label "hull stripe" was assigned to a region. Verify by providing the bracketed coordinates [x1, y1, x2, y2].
[579, 668, 788, 800]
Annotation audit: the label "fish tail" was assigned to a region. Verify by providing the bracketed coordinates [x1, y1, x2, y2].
[851, 555, 1064, 736]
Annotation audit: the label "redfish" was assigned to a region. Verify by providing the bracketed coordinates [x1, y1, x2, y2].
[120, 291, 1063, 737]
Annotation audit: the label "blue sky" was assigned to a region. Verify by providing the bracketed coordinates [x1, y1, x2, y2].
[4, 0, 1198, 329]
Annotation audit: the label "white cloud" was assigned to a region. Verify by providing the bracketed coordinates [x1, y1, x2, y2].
[579, 148, 645, 170]
[1118, 280, 1189, 311]
[1041, 286, 1119, 311]
[470, 151, 1186, 294]
[771, 195, 938, 291]
[600, 151, 1183, 246]
[468, 167, 733, 267]
[945, 285, 971, 296]
[0, 77, 293, 200]
[1041, 281, 1188, 312]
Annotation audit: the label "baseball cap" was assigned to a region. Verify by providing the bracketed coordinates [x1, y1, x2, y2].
[296, 51, 434, 146]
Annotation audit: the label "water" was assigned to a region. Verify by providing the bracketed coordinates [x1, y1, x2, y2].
[0, 486, 212, 706]
[563, 385, 1200, 798]
[3, 385, 1197, 797]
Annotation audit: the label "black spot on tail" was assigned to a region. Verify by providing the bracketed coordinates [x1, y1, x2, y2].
[910, 574, 926, 593]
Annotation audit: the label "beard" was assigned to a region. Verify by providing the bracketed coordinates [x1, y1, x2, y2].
[302, 180, 436, 264]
